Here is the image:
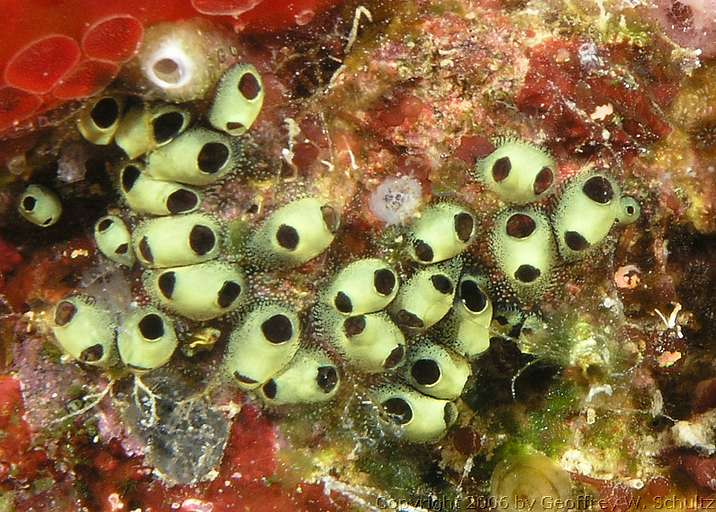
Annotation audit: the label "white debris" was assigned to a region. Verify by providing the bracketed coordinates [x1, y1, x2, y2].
[590, 103, 614, 121]
[368, 175, 423, 225]
[671, 420, 716, 455]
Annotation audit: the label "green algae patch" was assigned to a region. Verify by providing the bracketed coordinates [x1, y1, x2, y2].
[226, 218, 252, 255]
[522, 380, 581, 457]
[579, 409, 647, 476]
[0, 491, 14, 512]
[355, 443, 432, 498]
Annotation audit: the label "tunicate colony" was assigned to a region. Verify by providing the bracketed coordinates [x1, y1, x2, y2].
[17, 60, 640, 444]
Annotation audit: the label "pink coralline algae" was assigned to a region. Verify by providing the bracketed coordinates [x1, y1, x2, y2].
[653, 0, 716, 58]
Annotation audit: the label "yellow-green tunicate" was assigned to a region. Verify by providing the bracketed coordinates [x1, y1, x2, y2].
[223, 303, 301, 390]
[325, 258, 398, 316]
[77, 95, 125, 145]
[132, 213, 222, 268]
[617, 196, 641, 225]
[247, 197, 340, 269]
[490, 449, 573, 512]
[114, 105, 152, 158]
[553, 172, 639, 260]
[390, 259, 461, 332]
[143, 261, 246, 321]
[369, 382, 458, 443]
[443, 272, 493, 359]
[328, 310, 406, 373]
[115, 104, 191, 159]
[259, 348, 340, 405]
[94, 215, 134, 267]
[118, 162, 201, 216]
[408, 203, 476, 264]
[51, 296, 116, 366]
[454, 272, 493, 327]
[209, 64, 265, 136]
[18, 184, 62, 227]
[491, 207, 555, 301]
[402, 341, 471, 400]
[145, 127, 235, 186]
[117, 308, 177, 371]
[477, 139, 556, 204]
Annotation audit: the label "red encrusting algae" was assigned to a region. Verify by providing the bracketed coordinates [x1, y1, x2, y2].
[77, 403, 345, 511]
[3, 238, 94, 311]
[0, 376, 42, 483]
[0, 237, 22, 292]
[516, 39, 677, 157]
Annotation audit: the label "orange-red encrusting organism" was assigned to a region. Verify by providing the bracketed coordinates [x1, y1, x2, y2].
[230, 0, 343, 32]
[4, 35, 82, 94]
[191, 0, 266, 15]
[0, 87, 42, 132]
[81, 15, 145, 63]
[52, 60, 120, 100]
[191, 0, 343, 32]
